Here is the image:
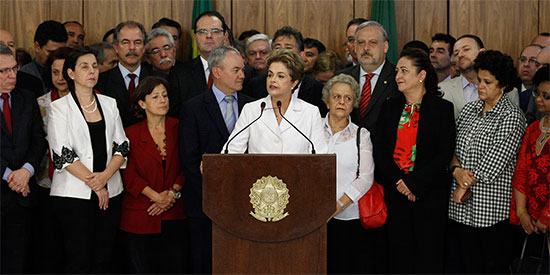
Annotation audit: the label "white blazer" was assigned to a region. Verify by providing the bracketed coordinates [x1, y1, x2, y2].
[47, 93, 129, 199]
[224, 95, 328, 154]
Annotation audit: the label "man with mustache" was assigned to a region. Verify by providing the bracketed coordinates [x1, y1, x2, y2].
[440, 34, 519, 119]
[95, 21, 156, 127]
[145, 28, 177, 75]
[336, 21, 399, 137]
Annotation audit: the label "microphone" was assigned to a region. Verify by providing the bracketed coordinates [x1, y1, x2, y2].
[224, 102, 266, 154]
[276, 100, 316, 154]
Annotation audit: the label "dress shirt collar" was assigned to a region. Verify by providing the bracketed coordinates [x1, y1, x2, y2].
[264, 94, 303, 112]
[118, 63, 141, 77]
[461, 74, 477, 89]
[323, 114, 352, 137]
[200, 56, 209, 73]
[360, 60, 385, 77]
[212, 84, 238, 104]
[473, 93, 510, 116]
[0, 91, 11, 112]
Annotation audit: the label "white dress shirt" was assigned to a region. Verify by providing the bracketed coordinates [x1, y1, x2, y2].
[200, 56, 210, 85]
[359, 60, 385, 95]
[324, 116, 374, 220]
[224, 95, 328, 154]
[118, 64, 141, 90]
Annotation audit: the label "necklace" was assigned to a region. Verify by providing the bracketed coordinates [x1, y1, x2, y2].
[541, 116, 550, 132]
[535, 116, 550, 156]
[81, 100, 97, 114]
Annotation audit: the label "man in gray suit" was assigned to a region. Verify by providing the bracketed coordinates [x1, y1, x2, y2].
[440, 34, 519, 119]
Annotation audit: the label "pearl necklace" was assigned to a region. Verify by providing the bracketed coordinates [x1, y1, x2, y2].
[81, 97, 97, 114]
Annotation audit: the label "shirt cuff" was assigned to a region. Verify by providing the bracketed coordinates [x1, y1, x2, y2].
[344, 186, 362, 203]
[3, 167, 12, 181]
[22, 163, 35, 177]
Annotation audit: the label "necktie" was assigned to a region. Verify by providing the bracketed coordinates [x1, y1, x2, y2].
[224, 95, 236, 133]
[128, 73, 137, 99]
[207, 73, 213, 89]
[1, 93, 12, 135]
[360, 73, 375, 118]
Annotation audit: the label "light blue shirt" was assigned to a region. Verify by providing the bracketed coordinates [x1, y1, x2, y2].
[0, 91, 35, 180]
[118, 64, 141, 90]
[212, 84, 239, 123]
[461, 75, 479, 104]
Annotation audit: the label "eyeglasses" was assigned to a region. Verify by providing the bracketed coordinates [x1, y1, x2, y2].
[0, 65, 19, 75]
[532, 88, 550, 100]
[196, 28, 224, 36]
[519, 56, 538, 65]
[346, 36, 355, 43]
[149, 45, 174, 56]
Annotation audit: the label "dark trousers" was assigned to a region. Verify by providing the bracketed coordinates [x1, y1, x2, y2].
[327, 218, 370, 274]
[188, 217, 212, 274]
[30, 186, 62, 273]
[120, 219, 190, 274]
[53, 193, 122, 274]
[1, 196, 32, 274]
[446, 219, 515, 274]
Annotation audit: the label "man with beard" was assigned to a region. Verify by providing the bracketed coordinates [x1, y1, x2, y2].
[95, 21, 155, 127]
[440, 34, 519, 119]
[429, 33, 455, 83]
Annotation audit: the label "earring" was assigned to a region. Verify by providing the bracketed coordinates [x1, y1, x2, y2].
[419, 79, 423, 83]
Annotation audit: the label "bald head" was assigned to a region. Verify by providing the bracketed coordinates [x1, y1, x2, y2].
[536, 47, 550, 68]
[0, 29, 15, 53]
[531, 34, 550, 48]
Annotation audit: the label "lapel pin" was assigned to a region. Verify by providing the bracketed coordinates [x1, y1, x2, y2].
[384, 80, 387, 84]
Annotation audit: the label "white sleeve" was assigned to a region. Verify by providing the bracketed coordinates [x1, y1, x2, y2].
[109, 99, 129, 168]
[47, 100, 79, 171]
[343, 128, 374, 202]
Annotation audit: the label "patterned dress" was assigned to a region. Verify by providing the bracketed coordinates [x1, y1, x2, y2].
[393, 103, 420, 173]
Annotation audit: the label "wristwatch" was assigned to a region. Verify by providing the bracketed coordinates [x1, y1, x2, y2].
[450, 165, 460, 175]
[169, 189, 181, 200]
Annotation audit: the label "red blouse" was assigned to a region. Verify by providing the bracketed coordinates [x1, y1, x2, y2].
[393, 103, 421, 173]
[510, 119, 550, 226]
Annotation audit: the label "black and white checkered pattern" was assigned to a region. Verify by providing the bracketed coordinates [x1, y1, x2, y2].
[448, 94, 527, 228]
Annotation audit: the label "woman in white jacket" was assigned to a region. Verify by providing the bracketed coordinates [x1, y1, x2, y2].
[47, 47, 129, 273]
[224, 49, 327, 154]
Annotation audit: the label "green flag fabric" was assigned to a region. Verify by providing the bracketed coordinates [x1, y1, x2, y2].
[190, 0, 213, 59]
[370, 0, 398, 64]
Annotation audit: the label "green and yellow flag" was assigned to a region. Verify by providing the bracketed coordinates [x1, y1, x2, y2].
[190, 0, 213, 59]
[371, 0, 398, 64]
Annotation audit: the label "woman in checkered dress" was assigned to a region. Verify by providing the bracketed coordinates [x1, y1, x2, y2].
[447, 50, 527, 273]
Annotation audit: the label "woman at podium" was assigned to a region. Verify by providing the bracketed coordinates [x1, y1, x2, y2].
[223, 49, 327, 154]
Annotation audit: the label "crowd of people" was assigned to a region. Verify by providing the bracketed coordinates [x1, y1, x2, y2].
[0, 10, 549, 274]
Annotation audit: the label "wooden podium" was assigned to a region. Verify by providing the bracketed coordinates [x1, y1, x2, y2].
[202, 154, 336, 274]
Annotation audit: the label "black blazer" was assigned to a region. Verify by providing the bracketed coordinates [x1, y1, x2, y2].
[179, 88, 253, 218]
[373, 93, 455, 211]
[94, 63, 156, 127]
[16, 71, 44, 99]
[336, 61, 400, 138]
[242, 74, 328, 116]
[1, 88, 47, 207]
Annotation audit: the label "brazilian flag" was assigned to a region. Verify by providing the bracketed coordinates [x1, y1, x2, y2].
[190, 0, 213, 59]
[371, 0, 398, 64]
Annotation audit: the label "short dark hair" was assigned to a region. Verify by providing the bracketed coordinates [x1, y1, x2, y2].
[152, 17, 182, 37]
[63, 21, 83, 27]
[346, 18, 368, 31]
[402, 40, 430, 56]
[16, 48, 32, 66]
[399, 48, 441, 97]
[431, 33, 456, 56]
[273, 26, 304, 52]
[88, 42, 114, 64]
[539, 32, 550, 37]
[132, 76, 169, 119]
[304, 38, 326, 53]
[266, 49, 305, 84]
[533, 66, 550, 88]
[456, 34, 484, 49]
[193, 11, 228, 33]
[113, 21, 146, 44]
[34, 20, 68, 47]
[474, 50, 516, 92]
[63, 46, 97, 92]
[103, 28, 115, 42]
[238, 30, 260, 41]
[45, 47, 73, 90]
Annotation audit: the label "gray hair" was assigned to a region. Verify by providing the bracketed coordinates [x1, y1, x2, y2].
[246, 33, 271, 50]
[355, 21, 389, 42]
[113, 21, 146, 44]
[322, 74, 361, 108]
[0, 44, 13, 56]
[208, 46, 242, 74]
[88, 42, 114, 64]
[145, 28, 175, 53]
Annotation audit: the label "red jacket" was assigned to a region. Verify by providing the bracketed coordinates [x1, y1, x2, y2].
[120, 117, 185, 234]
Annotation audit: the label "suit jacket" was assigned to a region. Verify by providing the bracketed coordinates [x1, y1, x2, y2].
[120, 117, 185, 234]
[94, 63, 156, 127]
[224, 96, 328, 154]
[1, 88, 47, 208]
[336, 61, 399, 138]
[440, 75, 521, 120]
[47, 93, 129, 199]
[165, 60, 207, 118]
[373, 93, 455, 217]
[242, 74, 328, 116]
[179, 88, 253, 218]
[16, 71, 44, 99]
[20, 60, 47, 94]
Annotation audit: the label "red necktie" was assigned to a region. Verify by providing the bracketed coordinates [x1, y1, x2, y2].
[1, 93, 12, 135]
[207, 73, 213, 89]
[128, 73, 137, 99]
[360, 73, 375, 118]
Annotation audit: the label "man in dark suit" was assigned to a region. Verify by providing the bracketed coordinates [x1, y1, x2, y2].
[336, 21, 399, 139]
[169, 11, 229, 118]
[179, 46, 253, 274]
[95, 21, 156, 127]
[0, 45, 47, 274]
[243, 26, 328, 116]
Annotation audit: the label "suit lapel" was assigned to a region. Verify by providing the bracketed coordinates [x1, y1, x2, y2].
[8, 91, 22, 140]
[112, 68, 131, 111]
[164, 119, 177, 171]
[192, 57, 207, 90]
[259, 96, 282, 137]
[136, 120, 162, 165]
[452, 77, 465, 111]
[279, 97, 302, 133]
[367, 61, 393, 115]
[204, 89, 229, 139]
